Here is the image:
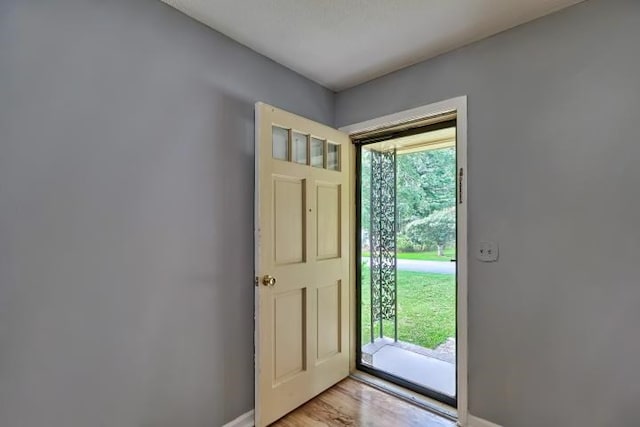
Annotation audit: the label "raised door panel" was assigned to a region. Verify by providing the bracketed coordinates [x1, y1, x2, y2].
[273, 288, 307, 384]
[316, 281, 341, 362]
[316, 183, 341, 260]
[273, 176, 306, 265]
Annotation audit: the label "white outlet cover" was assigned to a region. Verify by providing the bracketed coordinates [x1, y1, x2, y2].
[478, 241, 499, 262]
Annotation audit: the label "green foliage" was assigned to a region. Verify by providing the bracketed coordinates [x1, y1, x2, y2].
[361, 248, 456, 261]
[396, 234, 416, 252]
[360, 150, 371, 234]
[393, 249, 456, 261]
[397, 147, 456, 232]
[407, 207, 456, 248]
[360, 266, 455, 349]
[360, 146, 456, 250]
[359, 145, 457, 350]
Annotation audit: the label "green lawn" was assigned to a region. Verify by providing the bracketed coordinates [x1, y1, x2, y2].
[362, 248, 456, 262]
[360, 266, 455, 349]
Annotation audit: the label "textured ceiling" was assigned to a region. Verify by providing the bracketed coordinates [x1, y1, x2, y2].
[162, 0, 584, 91]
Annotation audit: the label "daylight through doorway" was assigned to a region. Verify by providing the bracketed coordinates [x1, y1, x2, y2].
[356, 120, 457, 406]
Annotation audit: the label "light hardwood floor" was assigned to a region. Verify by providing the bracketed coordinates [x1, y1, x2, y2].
[271, 378, 456, 426]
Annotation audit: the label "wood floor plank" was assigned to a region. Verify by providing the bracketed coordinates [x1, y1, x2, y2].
[271, 378, 455, 427]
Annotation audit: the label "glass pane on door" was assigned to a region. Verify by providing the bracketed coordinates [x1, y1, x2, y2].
[273, 126, 289, 161]
[310, 137, 325, 168]
[327, 143, 340, 171]
[292, 132, 308, 164]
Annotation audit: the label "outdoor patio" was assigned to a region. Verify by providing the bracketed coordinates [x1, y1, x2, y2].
[362, 337, 456, 397]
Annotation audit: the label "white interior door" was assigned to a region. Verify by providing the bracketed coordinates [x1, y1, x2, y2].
[254, 103, 351, 426]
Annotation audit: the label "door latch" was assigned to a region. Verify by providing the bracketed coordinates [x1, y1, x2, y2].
[459, 167, 464, 204]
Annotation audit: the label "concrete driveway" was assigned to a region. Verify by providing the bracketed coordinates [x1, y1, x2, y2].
[362, 258, 455, 274]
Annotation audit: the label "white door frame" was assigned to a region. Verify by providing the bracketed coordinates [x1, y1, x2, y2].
[339, 96, 469, 427]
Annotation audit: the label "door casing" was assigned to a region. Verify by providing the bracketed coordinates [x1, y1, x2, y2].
[340, 96, 469, 426]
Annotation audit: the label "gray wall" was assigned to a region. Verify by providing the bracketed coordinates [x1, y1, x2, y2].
[337, 0, 640, 426]
[3, 0, 640, 426]
[0, 1, 333, 426]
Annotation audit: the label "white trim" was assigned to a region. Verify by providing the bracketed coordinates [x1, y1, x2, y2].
[339, 96, 469, 426]
[222, 410, 255, 427]
[339, 97, 464, 135]
[468, 415, 502, 427]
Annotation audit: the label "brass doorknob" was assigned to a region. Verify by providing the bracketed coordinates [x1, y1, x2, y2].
[262, 275, 277, 287]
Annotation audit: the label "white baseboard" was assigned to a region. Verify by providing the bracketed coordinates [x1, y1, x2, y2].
[468, 414, 502, 427]
[222, 410, 254, 427]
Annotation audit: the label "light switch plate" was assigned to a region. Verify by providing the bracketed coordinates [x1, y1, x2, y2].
[477, 241, 498, 262]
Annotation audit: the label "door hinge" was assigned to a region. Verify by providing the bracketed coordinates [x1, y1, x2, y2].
[254, 276, 259, 287]
[459, 167, 464, 204]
